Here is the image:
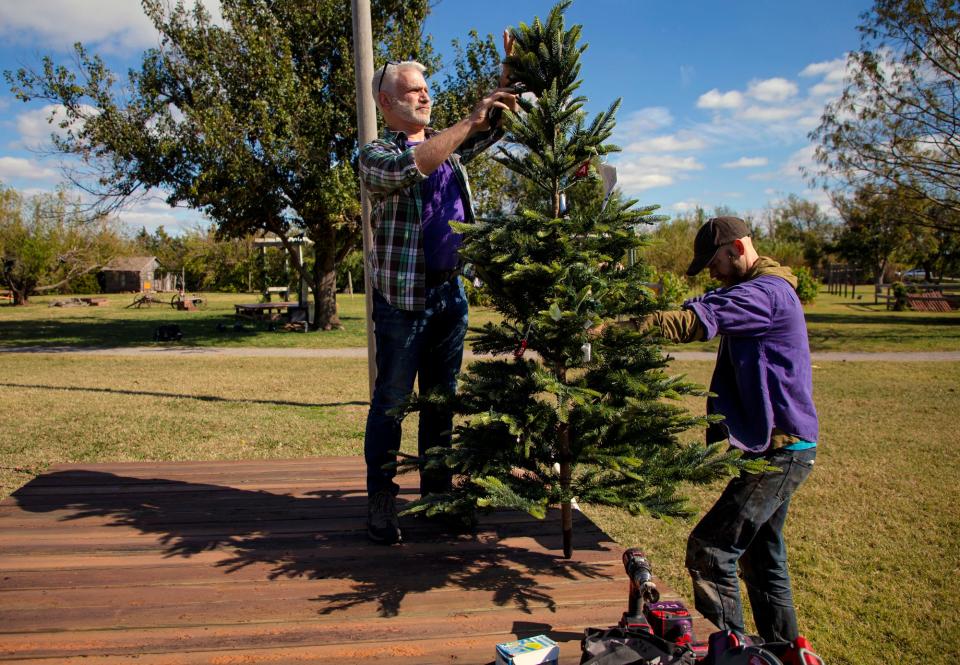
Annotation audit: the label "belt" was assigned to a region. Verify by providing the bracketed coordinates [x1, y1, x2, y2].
[768, 428, 816, 452]
[425, 268, 460, 288]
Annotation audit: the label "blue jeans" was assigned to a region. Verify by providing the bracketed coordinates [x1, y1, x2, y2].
[363, 279, 469, 497]
[686, 447, 816, 642]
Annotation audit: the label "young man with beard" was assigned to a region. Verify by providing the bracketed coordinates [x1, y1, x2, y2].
[594, 216, 818, 641]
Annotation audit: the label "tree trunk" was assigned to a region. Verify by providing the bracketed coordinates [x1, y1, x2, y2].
[559, 422, 573, 559]
[555, 364, 573, 559]
[873, 258, 887, 305]
[312, 226, 342, 331]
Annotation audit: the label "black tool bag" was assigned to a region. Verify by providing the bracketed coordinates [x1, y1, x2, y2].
[154, 324, 183, 342]
[580, 626, 697, 665]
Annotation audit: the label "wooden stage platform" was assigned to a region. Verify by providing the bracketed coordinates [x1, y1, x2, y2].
[0, 457, 708, 664]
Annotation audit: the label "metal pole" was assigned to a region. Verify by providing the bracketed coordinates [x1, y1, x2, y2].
[352, 0, 378, 401]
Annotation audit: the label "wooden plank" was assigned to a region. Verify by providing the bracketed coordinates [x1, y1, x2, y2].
[0, 458, 711, 664]
[0, 605, 625, 660]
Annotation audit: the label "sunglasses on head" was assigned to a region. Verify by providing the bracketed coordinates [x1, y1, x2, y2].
[377, 60, 399, 93]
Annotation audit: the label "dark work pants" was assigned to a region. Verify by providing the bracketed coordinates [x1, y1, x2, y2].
[686, 447, 816, 642]
[363, 279, 468, 497]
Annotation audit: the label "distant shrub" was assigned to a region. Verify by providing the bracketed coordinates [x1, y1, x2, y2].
[462, 276, 492, 307]
[891, 281, 908, 311]
[653, 271, 689, 308]
[794, 265, 819, 305]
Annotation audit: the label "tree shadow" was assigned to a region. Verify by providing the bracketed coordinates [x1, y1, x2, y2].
[804, 311, 960, 326]
[0, 382, 366, 409]
[0, 315, 264, 348]
[13, 470, 613, 620]
[0, 311, 366, 349]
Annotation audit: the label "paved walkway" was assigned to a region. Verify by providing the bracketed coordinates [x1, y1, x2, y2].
[4, 346, 960, 362]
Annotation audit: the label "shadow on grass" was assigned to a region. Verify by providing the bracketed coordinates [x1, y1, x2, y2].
[13, 470, 612, 621]
[805, 312, 960, 326]
[0, 382, 367, 408]
[0, 314, 273, 348]
[0, 312, 365, 349]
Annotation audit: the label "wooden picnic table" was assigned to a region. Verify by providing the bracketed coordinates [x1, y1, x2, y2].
[234, 301, 300, 321]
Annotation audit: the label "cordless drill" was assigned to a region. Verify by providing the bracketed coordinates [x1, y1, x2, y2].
[619, 548, 659, 633]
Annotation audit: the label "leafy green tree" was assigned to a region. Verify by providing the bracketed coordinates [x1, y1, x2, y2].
[133, 226, 186, 275]
[6, 0, 429, 329]
[0, 184, 128, 305]
[641, 214, 701, 279]
[397, 2, 751, 558]
[180, 226, 259, 293]
[759, 194, 836, 270]
[899, 207, 960, 281]
[810, 0, 960, 228]
[833, 185, 914, 290]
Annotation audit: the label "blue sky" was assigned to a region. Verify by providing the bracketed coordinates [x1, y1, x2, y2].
[0, 1, 871, 233]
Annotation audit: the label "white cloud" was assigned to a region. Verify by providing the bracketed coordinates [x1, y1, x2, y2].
[13, 104, 97, 150]
[798, 114, 823, 131]
[747, 78, 798, 103]
[624, 133, 707, 153]
[0, 1, 223, 53]
[116, 198, 208, 235]
[754, 146, 818, 184]
[801, 57, 848, 82]
[697, 89, 744, 109]
[626, 155, 704, 172]
[738, 105, 803, 122]
[611, 154, 703, 193]
[616, 107, 674, 136]
[801, 57, 850, 100]
[809, 81, 842, 98]
[0, 156, 58, 181]
[722, 156, 768, 169]
[671, 200, 701, 213]
[780, 145, 818, 179]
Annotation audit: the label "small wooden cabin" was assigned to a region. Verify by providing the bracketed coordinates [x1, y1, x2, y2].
[101, 256, 164, 293]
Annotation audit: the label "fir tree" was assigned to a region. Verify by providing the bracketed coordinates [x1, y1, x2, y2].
[396, 1, 757, 558]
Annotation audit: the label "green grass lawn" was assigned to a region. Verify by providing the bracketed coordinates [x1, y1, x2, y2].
[2, 286, 958, 352]
[0, 291, 502, 349]
[1, 353, 957, 663]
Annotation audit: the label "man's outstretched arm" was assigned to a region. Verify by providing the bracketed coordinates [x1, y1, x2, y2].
[591, 309, 707, 343]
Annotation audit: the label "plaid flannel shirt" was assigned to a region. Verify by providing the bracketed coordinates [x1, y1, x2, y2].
[359, 126, 502, 311]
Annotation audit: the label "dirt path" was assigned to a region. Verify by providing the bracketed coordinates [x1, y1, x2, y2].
[4, 346, 960, 362]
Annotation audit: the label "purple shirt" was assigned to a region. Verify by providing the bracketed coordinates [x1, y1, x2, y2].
[408, 141, 465, 272]
[683, 275, 819, 453]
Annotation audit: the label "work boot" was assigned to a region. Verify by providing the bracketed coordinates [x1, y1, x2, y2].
[366, 490, 401, 544]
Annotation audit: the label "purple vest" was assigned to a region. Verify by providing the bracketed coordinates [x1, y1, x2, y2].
[407, 141, 465, 272]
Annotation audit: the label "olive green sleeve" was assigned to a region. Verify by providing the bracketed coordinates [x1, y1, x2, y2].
[631, 309, 706, 343]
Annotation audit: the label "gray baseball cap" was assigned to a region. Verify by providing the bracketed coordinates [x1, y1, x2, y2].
[686, 216, 750, 276]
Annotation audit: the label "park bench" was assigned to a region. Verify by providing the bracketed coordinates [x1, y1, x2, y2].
[906, 290, 954, 312]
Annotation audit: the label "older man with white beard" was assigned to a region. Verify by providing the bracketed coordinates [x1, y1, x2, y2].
[358, 37, 518, 545]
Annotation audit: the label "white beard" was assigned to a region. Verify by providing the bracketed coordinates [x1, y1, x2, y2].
[391, 96, 431, 126]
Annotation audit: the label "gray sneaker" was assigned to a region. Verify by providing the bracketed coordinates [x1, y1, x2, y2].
[366, 490, 401, 544]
